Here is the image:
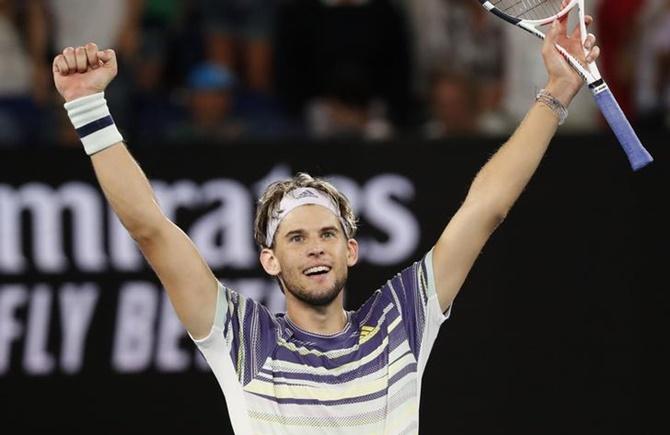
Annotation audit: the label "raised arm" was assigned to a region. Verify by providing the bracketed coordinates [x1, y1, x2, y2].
[432, 16, 600, 311]
[52, 43, 217, 339]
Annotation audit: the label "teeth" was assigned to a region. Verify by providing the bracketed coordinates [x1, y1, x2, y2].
[305, 266, 330, 275]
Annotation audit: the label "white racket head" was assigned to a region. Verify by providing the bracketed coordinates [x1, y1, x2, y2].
[481, 0, 578, 26]
[480, 0, 599, 84]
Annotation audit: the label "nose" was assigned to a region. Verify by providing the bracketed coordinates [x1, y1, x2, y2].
[306, 239, 325, 257]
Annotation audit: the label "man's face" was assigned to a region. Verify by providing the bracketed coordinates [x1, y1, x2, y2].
[264, 205, 358, 307]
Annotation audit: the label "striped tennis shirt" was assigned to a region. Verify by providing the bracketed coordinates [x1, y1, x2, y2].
[192, 250, 450, 434]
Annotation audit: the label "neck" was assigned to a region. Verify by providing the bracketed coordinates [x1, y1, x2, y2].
[285, 292, 348, 335]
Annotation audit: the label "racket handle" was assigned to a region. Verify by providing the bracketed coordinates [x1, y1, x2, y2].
[592, 88, 653, 171]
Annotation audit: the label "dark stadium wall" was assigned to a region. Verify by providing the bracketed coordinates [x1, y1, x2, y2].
[0, 134, 665, 434]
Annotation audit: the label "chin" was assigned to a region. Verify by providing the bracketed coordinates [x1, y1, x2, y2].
[285, 278, 345, 307]
[294, 286, 342, 307]
[281, 270, 348, 307]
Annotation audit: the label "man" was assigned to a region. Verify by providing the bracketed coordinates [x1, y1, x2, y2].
[51, 11, 600, 434]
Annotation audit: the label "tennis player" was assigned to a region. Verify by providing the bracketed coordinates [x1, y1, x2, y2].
[52, 12, 599, 435]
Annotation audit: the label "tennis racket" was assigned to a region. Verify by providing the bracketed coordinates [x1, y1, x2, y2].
[478, 0, 653, 171]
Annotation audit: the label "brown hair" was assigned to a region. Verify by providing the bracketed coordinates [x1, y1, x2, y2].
[254, 173, 358, 248]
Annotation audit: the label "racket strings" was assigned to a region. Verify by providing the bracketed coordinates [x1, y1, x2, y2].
[491, 0, 566, 21]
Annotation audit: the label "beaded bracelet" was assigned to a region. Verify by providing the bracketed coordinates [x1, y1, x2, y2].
[536, 89, 568, 125]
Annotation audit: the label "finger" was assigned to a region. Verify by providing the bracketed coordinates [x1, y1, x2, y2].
[53, 54, 69, 74]
[542, 19, 561, 59]
[62, 47, 76, 72]
[584, 15, 593, 27]
[570, 15, 593, 39]
[584, 33, 596, 50]
[85, 42, 99, 69]
[75, 46, 88, 73]
[97, 49, 116, 64]
[586, 45, 600, 64]
[546, 19, 560, 46]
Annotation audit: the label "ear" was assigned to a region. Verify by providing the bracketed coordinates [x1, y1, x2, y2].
[260, 248, 281, 276]
[346, 238, 359, 267]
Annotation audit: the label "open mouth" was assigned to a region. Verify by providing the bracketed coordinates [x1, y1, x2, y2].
[303, 265, 331, 277]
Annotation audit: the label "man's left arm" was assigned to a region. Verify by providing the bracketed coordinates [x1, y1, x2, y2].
[432, 17, 600, 312]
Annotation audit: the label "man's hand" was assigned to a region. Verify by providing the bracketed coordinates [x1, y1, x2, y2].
[52, 43, 118, 102]
[542, 13, 600, 107]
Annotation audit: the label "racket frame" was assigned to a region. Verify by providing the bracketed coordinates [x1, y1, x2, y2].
[481, 1, 604, 90]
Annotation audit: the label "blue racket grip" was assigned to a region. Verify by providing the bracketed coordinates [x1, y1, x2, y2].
[593, 88, 653, 171]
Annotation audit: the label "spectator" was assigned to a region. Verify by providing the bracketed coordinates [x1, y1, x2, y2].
[198, 0, 276, 93]
[45, 0, 144, 143]
[133, 0, 193, 88]
[405, 0, 507, 135]
[128, 1, 193, 144]
[306, 64, 394, 140]
[596, 0, 646, 120]
[0, 0, 49, 146]
[422, 68, 478, 138]
[182, 62, 239, 139]
[167, 63, 246, 144]
[635, 0, 670, 130]
[46, 0, 142, 57]
[275, 0, 411, 135]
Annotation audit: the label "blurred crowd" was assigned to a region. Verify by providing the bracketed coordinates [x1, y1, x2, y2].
[0, 0, 668, 148]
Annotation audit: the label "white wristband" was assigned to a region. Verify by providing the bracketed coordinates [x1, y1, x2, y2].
[64, 92, 124, 155]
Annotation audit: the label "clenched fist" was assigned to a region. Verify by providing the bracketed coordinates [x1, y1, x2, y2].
[53, 42, 118, 102]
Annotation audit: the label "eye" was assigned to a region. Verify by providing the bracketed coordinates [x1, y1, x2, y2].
[322, 230, 336, 239]
[289, 234, 304, 243]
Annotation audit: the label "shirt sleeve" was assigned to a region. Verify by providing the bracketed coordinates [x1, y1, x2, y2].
[385, 249, 451, 366]
[190, 281, 278, 386]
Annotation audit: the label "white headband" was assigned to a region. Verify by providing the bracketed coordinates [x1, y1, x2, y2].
[265, 187, 344, 247]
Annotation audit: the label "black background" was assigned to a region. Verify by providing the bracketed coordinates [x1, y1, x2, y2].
[0, 132, 666, 434]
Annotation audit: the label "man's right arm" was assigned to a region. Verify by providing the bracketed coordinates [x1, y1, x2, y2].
[53, 44, 218, 339]
[91, 144, 218, 339]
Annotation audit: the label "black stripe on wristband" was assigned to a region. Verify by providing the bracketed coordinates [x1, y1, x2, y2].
[76, 116, 115, 138]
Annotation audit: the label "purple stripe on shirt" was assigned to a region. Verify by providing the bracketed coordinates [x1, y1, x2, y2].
[257, 346, 415, 387]
[267, 316, 403, 371]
